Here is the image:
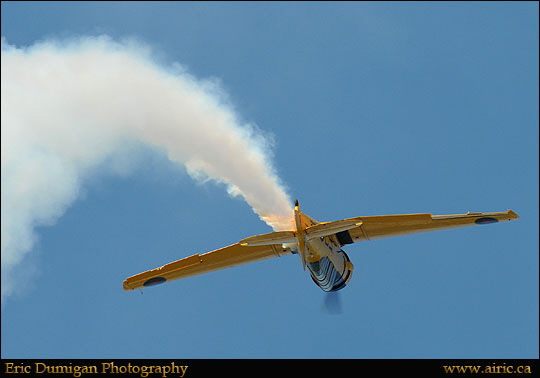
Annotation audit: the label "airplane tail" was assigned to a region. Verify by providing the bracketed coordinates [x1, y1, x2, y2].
[240, 200, 361, 270]
[238, 220, 362, 247]
[239, 231, 297, 246]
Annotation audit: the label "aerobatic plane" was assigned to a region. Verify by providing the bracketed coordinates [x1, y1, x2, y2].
[123, 201, 519, 292]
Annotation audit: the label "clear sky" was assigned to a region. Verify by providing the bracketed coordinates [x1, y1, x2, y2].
[1, 1, 538, 359]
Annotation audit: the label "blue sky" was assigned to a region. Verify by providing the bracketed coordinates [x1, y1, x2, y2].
[1, 1, 538, 359]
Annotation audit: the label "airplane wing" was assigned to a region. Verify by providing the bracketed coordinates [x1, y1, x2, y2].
[333, 210, 519, 246]
[123, 242, 292, 290]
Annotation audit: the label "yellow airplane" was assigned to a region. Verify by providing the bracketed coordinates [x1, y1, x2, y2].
[123, 201, 519, 292]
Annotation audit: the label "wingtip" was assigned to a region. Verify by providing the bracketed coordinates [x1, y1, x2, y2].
[508, 210, 519, 220]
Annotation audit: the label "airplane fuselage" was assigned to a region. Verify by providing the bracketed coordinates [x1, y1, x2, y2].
[293, 202, 354, 292]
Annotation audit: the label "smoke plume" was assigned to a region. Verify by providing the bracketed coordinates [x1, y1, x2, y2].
[1, 35, 294, 303]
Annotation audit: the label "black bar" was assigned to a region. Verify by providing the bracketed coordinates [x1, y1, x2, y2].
[2, 359, 539, 377]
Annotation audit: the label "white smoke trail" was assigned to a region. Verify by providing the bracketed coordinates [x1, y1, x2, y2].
[1, 35, 294, 303]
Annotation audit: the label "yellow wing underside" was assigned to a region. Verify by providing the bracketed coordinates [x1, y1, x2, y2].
[123, 209, 518, 290]
[123, 243, 291, 290]
[343, 210, 519, 243]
